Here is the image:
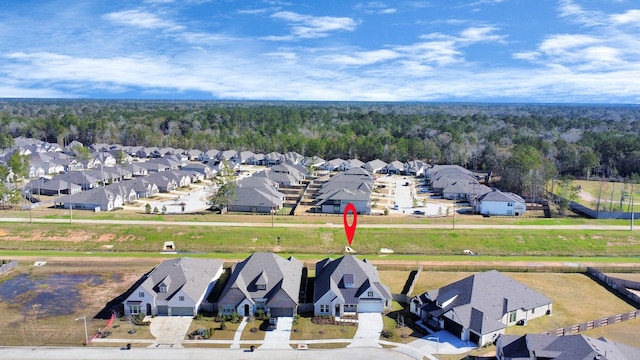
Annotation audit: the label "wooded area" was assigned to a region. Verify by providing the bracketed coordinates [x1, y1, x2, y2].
[1, 100, 639, 197]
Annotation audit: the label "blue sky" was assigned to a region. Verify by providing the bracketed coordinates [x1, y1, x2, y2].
[1, 0, 639, 103]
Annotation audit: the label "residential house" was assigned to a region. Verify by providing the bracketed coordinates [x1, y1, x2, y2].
[184, 149, 202, 161]
[496, 333, 640, 360]
[477, 189, 526, 216]
[180, 163, 216, 179]
[124, 257, 224, 317]
[232, 150, 256, 164]
[93, 152, 116, 167]
[126, 177, 159, 198]
[146, 173, 177, 192]
[385, 160, 405, 174]
[315, 167, 373, 214]
[58, 187, 124, 211]
[363, 159, 388, 174]
[198, 149, 220, 163]
[283, 151, 304, 165]
[124, 163, 149, 177]
[314, 255, 392, 315]
[27, 178, 81, 196]
[245, 153, 265, 166]
[105, 183, 138, 204]
[265, 152, 284, 166]
[405, 160, 428, 177]
[411, 270, 552, 346]
[321, 158, 346, 171]
[228, 177, 285, 213]
[217, 252, 303, 317]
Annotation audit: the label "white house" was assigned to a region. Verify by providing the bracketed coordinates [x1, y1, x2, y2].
[124, 258, 224, 317]
[411, 270, 552, 346]
[314, 255, 392, 316]
[477, 189, 526, 216]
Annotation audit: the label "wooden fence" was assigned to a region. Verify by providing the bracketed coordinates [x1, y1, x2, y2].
[540, 310, 640, 336]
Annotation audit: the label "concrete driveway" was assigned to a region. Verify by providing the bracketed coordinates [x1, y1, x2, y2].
[149, 316, 193, 348]
[407, 330, 476, 355]
[348, 313, 382, 348]
[259, 317, 293, 350]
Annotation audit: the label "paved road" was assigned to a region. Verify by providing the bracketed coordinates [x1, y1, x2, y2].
[0, 346, 416, 360]
[0, 217, 636, 230]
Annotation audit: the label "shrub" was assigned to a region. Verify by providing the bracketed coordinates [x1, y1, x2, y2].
[381, 329, 393, 339]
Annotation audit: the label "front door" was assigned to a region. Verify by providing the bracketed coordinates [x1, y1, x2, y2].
[146, 303, 152, 315]
[334, 304, 341, 316]
[244, 304, 250, 316]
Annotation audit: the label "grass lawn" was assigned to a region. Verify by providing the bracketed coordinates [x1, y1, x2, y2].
[381, 301, 427, 344]
[504, 273, 636, 336]
[552, 179, 640, 212]
[579, 317, 640, 346]
[2, 221, 640, 258]
[378, 271, 412, 294]
[289, 315, 357, 342]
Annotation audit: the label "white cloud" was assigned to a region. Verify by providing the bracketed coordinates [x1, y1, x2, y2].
[610, 9, 640, 26]
[103, 10, 183, 31]
[355, 2, 397, 15]
[320, 49, 400, 66]
[268, 11, 357, 40]
[459, 26, 505, 43]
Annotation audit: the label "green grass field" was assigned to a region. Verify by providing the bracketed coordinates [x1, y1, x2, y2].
[1, 221, 640, 259]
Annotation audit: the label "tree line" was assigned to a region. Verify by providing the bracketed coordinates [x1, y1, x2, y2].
[1, 100, 639, 197]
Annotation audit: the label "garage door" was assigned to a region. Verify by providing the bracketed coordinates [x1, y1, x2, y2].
[443, 317, 463, 337]
[269, 307, 293, 317]
[157, 306, 168, 316]
[358, 300, 383, 313]
[171, 307, 194, 316]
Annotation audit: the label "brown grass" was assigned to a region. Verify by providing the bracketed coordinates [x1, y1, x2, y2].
[289, 315, 357, 341]
[504, 273, 636, 336]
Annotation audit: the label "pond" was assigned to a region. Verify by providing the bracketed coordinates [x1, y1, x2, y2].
[0, 273, 105, 316]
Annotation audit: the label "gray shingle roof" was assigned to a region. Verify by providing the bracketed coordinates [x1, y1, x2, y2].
[497, 333, 640, 360]
[314, 255, 392, 304]
[140, 258, 224, 302]
[422, 270, 552, 335]
[218, 252, 303, 308]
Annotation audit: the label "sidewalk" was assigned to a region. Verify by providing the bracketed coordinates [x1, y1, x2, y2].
[230, 317, 249, 349]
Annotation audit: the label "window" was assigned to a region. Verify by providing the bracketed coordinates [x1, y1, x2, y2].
[130, 305, 141, 315]
[159, 285, 167, 293]
[320, 304, 329, 313]
[509, 311, 517, 323]
[138, 292, 144, 298]
[507, 202, 513, 207]
[531, 308, 535, 314]
[367, 291, 374, 297]
[179, 296, 185, 301]
[257, 284, 266, 290]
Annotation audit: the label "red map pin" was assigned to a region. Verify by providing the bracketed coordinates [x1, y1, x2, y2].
[343, 202, 357, 246]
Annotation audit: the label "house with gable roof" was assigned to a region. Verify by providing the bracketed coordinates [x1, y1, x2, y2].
[315, 167, 373, 214]
[314, 255, 392, 316]
[217, 252, 303, 318]
[477, 189, 526, 216]
[411, 270, 552, 346]
[496, 333, 640, 360]
[124, 257, 224, 317]
[363, 159, 388, 174]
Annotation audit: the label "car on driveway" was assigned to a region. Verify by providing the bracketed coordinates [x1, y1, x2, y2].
[268, 317, 278, 331]
[413, 210, 425, 215]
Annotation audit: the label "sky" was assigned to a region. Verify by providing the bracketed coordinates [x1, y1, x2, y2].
[1, 0, 639, 103]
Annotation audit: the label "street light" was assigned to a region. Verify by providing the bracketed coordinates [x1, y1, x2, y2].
[75, 315, 88, 345]
[427, 336, 439, 358]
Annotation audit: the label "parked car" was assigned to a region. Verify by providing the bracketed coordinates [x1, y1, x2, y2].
[403, 182, 409, 186]
[413, 210, 425, 215]
[268, 317, 278, 331]
[393, 204, 399, 210]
